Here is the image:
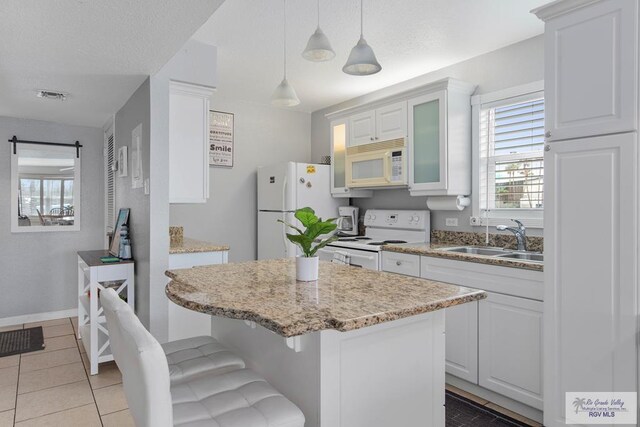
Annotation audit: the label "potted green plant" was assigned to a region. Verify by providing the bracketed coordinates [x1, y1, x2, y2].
[278, 207, 338, 281]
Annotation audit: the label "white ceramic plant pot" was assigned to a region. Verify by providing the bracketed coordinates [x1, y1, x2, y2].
[296, 256, 319, 282]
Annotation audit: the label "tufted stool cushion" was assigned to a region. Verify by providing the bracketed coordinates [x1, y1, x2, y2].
[162, 336, 245, 385]
[172, 368, 305, 427]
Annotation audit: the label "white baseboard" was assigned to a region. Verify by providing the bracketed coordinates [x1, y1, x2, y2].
[0, 308, 78, 328]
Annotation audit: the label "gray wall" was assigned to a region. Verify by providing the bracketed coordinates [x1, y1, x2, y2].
[310, 35, 545, 236]
[170, 98, 311, 262]
[147, 39, 218, 342]
[0, 116, 104, 319]
[113, 40, 218, 341]
[115, 78, 152, 327]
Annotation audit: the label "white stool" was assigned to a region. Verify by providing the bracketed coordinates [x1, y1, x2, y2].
[101, 288, 305, 427]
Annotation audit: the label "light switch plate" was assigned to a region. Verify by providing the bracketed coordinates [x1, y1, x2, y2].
[446, 218, 458, 227]
[144, 178, 150, 195]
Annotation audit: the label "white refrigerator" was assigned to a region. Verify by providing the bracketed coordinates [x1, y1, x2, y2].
[257, 162, 341, 260]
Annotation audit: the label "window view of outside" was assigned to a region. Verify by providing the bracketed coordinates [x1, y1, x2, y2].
[16, 147, 77, 227]
[480, 97, 544, 211]
[19, 178, 73, 218]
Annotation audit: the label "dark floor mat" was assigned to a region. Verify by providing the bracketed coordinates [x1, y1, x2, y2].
[0, 326, 45, 357]
[446, 390, 531, 426]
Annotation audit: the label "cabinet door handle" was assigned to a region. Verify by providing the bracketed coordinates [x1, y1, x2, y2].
[545, 131, 551, 138]
[396, 261, 402, 266]
[375, 137, 379, 140]
[370, 137, 374, 141]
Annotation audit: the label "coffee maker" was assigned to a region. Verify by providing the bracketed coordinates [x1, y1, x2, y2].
[337, 206, 359, 236]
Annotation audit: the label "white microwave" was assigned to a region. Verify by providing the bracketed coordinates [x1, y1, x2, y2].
[345, 138, 407, 188]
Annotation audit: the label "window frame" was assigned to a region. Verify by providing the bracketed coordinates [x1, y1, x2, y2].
[11, 146, 81, 233]
[471, 81, 545, 228]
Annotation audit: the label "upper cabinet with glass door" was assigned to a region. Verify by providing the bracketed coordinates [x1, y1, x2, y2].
[330, 119, 373, 198]
[11, 144, 81, 232]
[408, 79, 475, 196]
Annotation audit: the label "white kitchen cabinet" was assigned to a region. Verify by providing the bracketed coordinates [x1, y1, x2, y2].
[382, 253, 543, 395]
[330, 119, 372, 198]
[543, 132, 637, 426]
[349, 110, 376, 146]
[408, 80, 474, 196]
[381, 252, 420, 277]
[348, 101, 407, 147]
[169, 82, 214, 204]
[167, 250, 227, 341]
[418, 255, 543, 416]
[534, 0, 638, 141]
[376, 102, 407, 142]
[478, 293, 543, 410]
[444, 301, 478, 384]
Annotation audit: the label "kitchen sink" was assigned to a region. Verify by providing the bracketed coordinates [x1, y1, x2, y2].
[496, 252, 544, 262]
[440, 246, 508, 256]
[438, 246, 543, 263]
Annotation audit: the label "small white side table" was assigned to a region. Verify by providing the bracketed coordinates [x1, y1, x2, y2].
[77, 250, 135, 375]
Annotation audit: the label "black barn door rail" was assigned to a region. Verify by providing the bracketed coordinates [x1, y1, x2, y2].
[9, 135, 83, 158]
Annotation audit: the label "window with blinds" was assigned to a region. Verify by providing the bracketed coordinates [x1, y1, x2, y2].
[479, 95, 544, 212]
[105, 131, 116, 232]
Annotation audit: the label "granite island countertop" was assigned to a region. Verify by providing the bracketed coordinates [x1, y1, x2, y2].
[165, 258, 486, 337]
[169, 237, 229, 254]
[382, 242, 543, 272]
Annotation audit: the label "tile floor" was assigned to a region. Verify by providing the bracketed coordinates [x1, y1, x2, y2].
[0, 316, 541, 427]
[0, 317, 134, 427]
[445, 385, 542, 427]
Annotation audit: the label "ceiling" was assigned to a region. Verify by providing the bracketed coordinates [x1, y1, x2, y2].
[0, 0, 225, 128]
[193, 0, 548, 112]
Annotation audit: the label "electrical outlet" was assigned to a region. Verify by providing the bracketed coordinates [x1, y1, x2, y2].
[470, 216, 481, 226]
[446, 218, 458, 227]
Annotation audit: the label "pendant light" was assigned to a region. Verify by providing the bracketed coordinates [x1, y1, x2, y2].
[271, 0, 300, 107]
[302, 0, 335, 62]
[343, 0, 381, 76]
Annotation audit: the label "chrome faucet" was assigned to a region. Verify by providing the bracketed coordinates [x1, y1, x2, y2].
[497, 219, 527, 251]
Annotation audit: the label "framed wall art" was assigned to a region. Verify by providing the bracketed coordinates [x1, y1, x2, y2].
[118, 146, 128, 177]
[209, 110, 234, 167]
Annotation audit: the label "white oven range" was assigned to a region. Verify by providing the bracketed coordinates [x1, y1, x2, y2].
[318, 209, 430, 270]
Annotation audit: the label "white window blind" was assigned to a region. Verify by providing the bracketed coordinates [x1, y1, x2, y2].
[105, 132, 115, 232]
[479, 95, 544, 212]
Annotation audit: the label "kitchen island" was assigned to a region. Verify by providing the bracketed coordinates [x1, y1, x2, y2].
[166, 258, 486, 427]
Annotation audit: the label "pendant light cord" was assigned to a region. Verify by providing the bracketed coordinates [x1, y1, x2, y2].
[317, 0, 320, 27]
[283, 0, 287, 79]
[360, 0, 364, 37]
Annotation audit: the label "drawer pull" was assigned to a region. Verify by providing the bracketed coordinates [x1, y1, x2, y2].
[396, 261, 402, 266]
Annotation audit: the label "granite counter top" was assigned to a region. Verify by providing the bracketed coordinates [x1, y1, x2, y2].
[165, 258, 486, 337]
[169, 237, 229, 254]
[382, 243, 544, 272]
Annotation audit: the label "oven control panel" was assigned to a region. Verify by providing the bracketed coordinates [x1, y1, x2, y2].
[363, 210, 429, 230]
